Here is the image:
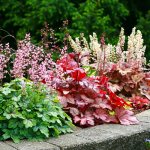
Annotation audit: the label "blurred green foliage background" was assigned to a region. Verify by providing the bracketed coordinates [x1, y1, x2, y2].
[0, 0, 150, 60]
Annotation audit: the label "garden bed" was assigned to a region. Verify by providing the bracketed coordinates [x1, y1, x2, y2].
[0, 27, 150, 149]
[2, 109, 150, 150]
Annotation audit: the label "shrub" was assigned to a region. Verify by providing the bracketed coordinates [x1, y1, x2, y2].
[0, 0, 75, 41]
[137, 10, 150, 61]
[0, 78, 74, 143]
[0, 0, 129, 45]
[71, 0, 129, 43]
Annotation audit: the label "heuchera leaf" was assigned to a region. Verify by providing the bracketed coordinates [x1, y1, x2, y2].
[93, 108, 109, 121]
[70, 68, 86, 81]
[109, 90, 131, 108]
[131, 73, 144, 84]
[74, 115, 94, 126]
[70, 107, 79, 116]
[115, 108, 139, 125]
[91, 97, 112, 110]
[56, 53, 78, 71]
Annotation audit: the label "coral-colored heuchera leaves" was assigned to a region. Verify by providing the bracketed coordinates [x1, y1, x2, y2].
[44, 53, 139, 127]
[68, 28, 150, 118]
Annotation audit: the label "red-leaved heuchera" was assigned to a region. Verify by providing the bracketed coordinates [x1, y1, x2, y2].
[43, 53, 139, 127]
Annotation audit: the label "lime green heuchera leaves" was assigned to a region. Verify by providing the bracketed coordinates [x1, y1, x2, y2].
[0, 78, 74, 143]
[82, 66, 97, 77]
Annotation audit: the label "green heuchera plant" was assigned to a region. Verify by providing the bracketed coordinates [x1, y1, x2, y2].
[0, 78, 74, 143]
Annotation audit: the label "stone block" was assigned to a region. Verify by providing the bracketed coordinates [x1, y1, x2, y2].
[5, 141, 60, 150]
[0, 142, 16, 150]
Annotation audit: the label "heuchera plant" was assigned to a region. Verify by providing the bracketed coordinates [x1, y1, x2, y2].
[0, 22, 69, 86]
[43, 53, 139, 127]
[11, 34, 55, 82]
[0, 43, 11, 84]
[68, 27, 150, 112]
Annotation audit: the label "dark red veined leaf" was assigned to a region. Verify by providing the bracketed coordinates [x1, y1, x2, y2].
[57, 54, 78, 71]
[109, 90, 131, 108]
[70, 68, 86, 81]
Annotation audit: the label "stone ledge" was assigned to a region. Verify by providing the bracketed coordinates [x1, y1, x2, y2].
[2, 109, 150, 150]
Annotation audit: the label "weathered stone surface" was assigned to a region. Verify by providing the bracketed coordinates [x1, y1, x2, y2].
[96, 122, 150, 135]
[0, 142, 16, 150]
[75, 125, 121, 142]
[136, 109, 150, 117]
[73, 123, 150, 150]
[91, 131, 150, 150]
[5, 141, 60, 150]
[46, 134, 93, 150]
[138, 116, 150, 123]
[136, 110, 150, 125]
